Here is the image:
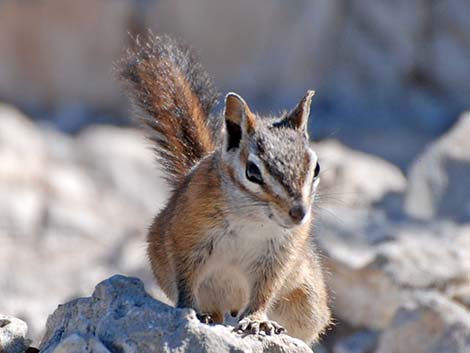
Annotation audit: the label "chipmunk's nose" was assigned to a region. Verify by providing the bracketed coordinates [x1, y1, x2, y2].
[288, 204, 307, 224]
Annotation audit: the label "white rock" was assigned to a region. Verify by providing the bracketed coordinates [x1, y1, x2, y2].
[332, 330, 378, 353]
[0, 184, 43, 238]
[375, 292, 470, 353]
[313, 140, 406, 208]
[44, 334, 111, 353]
[319, 211, 470, 329]
[446, 283, 470, 309]
[0, 104, 46, 184]
[0, 119, 166, 342]
[405, 111, 470, 222]
[0, 315, 29, 353]
[77, 125, 168, 215]
[39, 275, 313, 353]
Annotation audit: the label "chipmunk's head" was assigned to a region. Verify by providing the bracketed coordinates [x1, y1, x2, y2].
[222, 90, 320, 229]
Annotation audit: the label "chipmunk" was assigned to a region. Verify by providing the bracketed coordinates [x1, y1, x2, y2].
[116, 34, 331, 344]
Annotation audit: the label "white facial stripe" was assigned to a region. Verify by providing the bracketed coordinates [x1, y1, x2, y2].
[237, 149, 318, 203]
[303, 148, 318, 196]
[264, 167, 289, 200]
[312, 177, 320, 191]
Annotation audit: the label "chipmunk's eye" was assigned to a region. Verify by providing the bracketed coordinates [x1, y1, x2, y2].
[314, 162, 320, 178]
[246, 161, 264, 185]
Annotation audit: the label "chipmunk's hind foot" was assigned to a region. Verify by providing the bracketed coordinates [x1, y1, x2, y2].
[234, 317, 286, 336]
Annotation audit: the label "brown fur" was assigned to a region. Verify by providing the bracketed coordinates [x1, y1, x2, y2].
[148, 156, 224, 301]
[115, 34, 219, 189]
[119, 34, 330, 345]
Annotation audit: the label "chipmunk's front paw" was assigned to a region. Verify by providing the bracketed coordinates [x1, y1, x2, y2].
[234, 316, 286, 336]
[196, 312, 214, 324]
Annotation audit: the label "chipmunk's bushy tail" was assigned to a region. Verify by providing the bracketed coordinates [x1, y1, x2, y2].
[116, 33, 220, 188]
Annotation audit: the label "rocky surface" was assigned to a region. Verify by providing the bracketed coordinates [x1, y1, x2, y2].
[0, 315, 30, 353]
[332, 330, 378, 353]
[0, 104, 168, 341]
[312, 140, 406, 208]
[312, 115, 470, 353]
[376, 293, 470, 353]
[405, 111, 470, 222]
[319, 216, 470, 329]
[38, 275, 312, 353]
[1, 106, 469, 352]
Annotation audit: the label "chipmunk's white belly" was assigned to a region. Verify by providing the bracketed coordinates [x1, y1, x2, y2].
[217, 217, 288, 266]
[195, 218, 289, 316]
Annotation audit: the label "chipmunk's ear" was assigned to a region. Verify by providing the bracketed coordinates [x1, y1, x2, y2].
[224, 92, 256, 151]
[275, 90, 315, 136]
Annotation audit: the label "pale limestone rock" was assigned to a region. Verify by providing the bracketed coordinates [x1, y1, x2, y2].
[375, 293, 470, 353]
[319, 212, 470, 329]
[313, 140, 406, 208]
[405, 112, 470, 222]
[39, 275, 313, 353]
[0, 315, 29, 353]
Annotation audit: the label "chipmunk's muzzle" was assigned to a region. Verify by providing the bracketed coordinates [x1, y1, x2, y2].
[269, 200, 310, 229]
[288, 204, 307, 224]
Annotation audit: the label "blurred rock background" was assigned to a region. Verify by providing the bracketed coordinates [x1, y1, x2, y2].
[1, 0, 469, 166]
[0, 1, 469, 352]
